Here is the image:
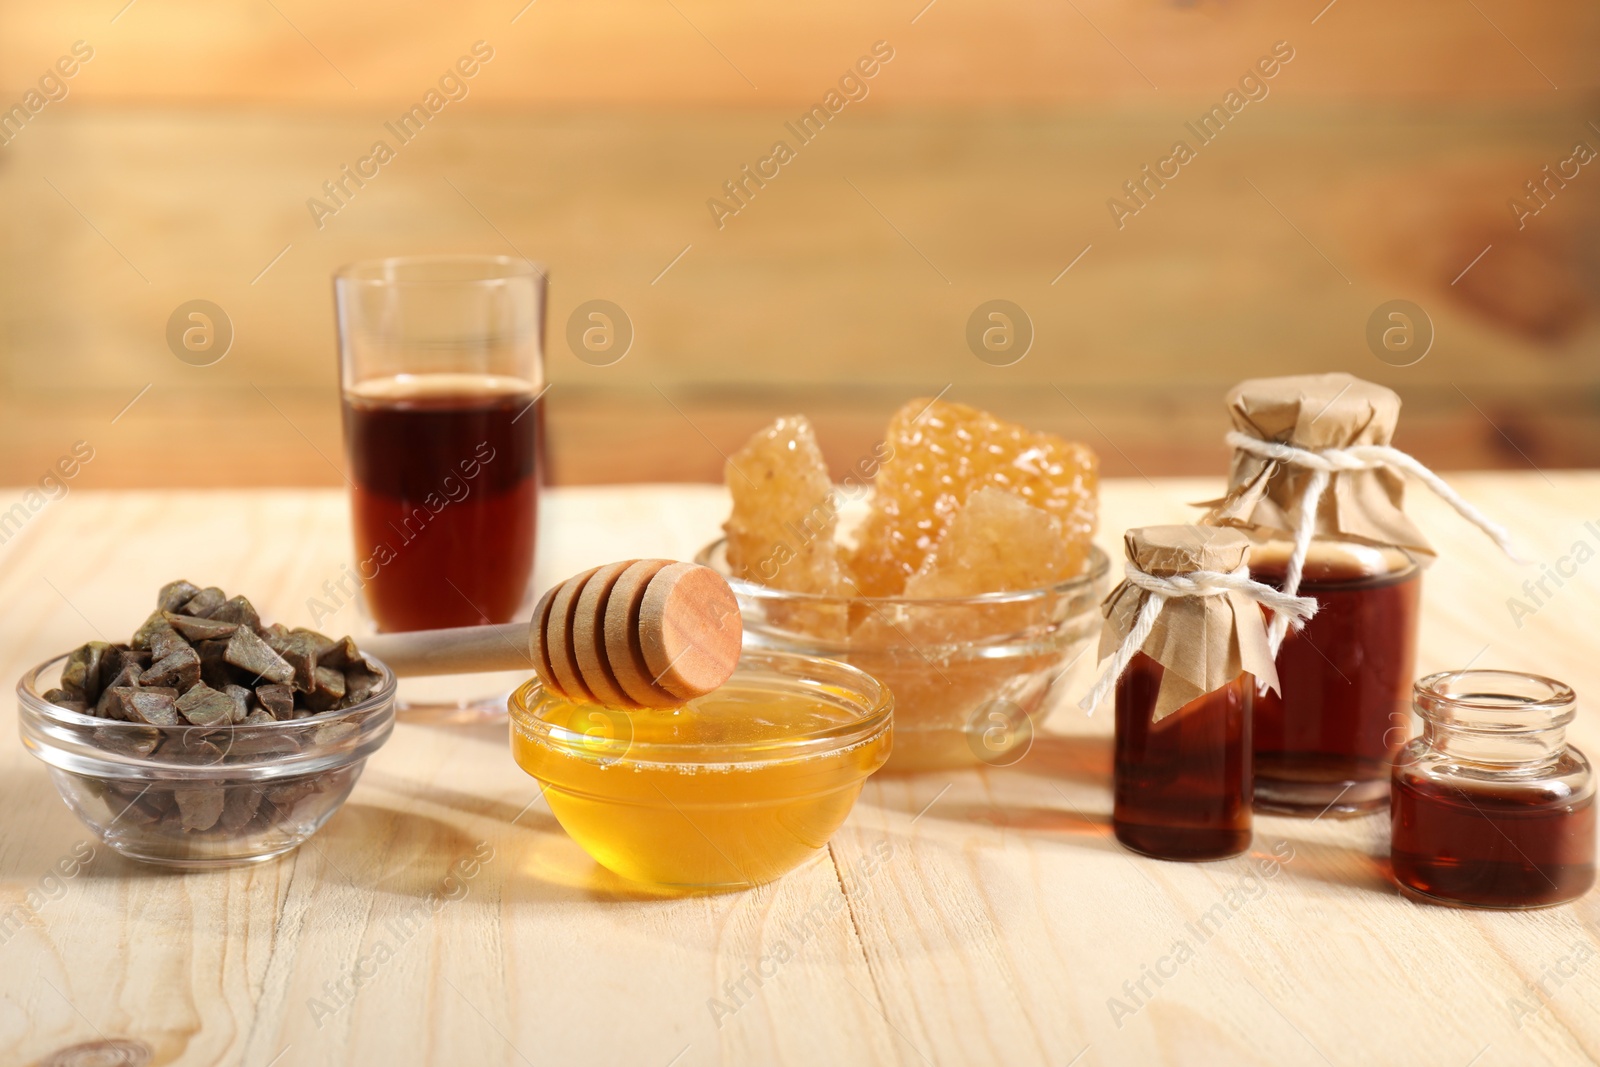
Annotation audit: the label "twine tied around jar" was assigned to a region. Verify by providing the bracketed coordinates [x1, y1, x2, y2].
[1078, 557, 1317, 716]
[1224, 430, 1526, 656]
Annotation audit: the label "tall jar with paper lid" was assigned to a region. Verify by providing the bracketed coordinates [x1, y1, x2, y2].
[1204, 373, 1519, 817]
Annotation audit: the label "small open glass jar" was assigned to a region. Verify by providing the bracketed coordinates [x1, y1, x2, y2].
[509, 650, 892, 889]
[1391, 671, 1594, 909]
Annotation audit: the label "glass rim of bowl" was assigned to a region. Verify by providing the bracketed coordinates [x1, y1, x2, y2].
[17, 651, 398, 782]
[695, 537, 1111, 609]
[333, 253, 547, 286]
[509, 649, 893, 768]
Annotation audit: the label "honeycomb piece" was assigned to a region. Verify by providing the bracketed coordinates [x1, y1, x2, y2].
[723, 415, 848, 596]
[847, 399, 1098, 596]
[904, 488, 1077, 598]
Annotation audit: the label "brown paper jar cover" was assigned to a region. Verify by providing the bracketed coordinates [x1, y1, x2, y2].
[1203, 372, 1434, 559]
[1098, 526, 1278, 722]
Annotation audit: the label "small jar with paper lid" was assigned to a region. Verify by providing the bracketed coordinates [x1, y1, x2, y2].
[1206, 373, 1517, 818]
[1086, 526, 1312, 862]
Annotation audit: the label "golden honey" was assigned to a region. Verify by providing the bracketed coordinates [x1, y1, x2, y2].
[509, 652, 892, 888]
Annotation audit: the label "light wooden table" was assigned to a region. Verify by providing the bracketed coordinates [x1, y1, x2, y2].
[2, 475, 1598, 1067]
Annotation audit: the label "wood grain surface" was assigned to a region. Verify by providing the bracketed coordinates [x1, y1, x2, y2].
[1, 1, 1596, 486]
[1, 475, 1597, 1066]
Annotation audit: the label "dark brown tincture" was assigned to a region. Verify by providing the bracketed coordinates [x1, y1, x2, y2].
[1250, 556, 1421, 815]
[344, 387, 539, 632]
[1390, 768, 1596, 909]
[1114, 652, 1253, 861]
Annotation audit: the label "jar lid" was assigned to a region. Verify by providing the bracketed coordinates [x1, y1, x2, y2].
[1228, 372, 1400, 450]
[1204, 372, 1434, 558]
[1123, 524, 1250, 577]
[1099, 525, 1276, 721]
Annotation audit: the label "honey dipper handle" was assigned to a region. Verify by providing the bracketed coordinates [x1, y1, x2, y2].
[358, 622, 539, 678]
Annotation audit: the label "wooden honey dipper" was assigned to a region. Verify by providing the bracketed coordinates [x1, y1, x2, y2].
[359, 560, 743, 708]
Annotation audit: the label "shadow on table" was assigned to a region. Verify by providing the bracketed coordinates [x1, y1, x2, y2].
[359, 768, 559, 833]
[868, 735, 1402, 893]
[317, 795, 680, 903]
[910, 800, 1135, 859]
[867, 731, 1121, 852]
[272, 801, 695, 902]
[354, 769, 691, 901]
[1013, 731, 1114, 786]
[502, 833, 762, 904]
[404, 716, 509, 749]
[324, 802, 742, 904]
[342, 778, 737, 904]
[55, 795, 693, 909]
[1254, 818, 1396, 896]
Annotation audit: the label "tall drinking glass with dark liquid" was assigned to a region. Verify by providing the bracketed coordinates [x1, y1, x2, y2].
[343, 379, 538, 630]
[335, 256, 545, 713]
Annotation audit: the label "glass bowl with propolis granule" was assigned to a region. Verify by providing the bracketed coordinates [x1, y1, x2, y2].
[18, 581, 396, 868]
[702, 399, 1109, 771]
[509, 650, 892, 889]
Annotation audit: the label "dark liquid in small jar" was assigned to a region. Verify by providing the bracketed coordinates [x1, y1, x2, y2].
[1114, 653, 1253, 861]
[1251, 554, 1420, 816]
[1391, 765, 1596, 909]
[343, 377, 539, 632]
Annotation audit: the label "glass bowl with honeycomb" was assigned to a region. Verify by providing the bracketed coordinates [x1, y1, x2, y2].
[697, 398, 1111, 772]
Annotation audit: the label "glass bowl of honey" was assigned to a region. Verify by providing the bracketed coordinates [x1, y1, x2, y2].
[18, 652, 396, 868]
[509, 650, 892, 889]
[697, 539, 1110, 771]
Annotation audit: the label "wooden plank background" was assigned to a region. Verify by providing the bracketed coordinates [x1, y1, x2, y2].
[0, 0, 1596, 487]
